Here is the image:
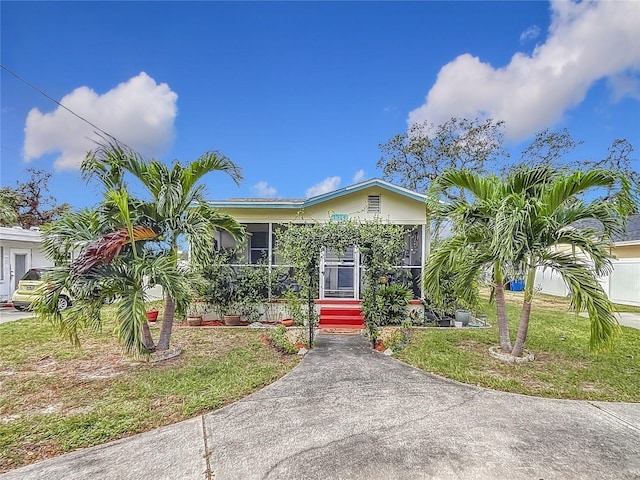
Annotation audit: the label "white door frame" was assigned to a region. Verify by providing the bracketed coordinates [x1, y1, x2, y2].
[10, 249, 31, 293]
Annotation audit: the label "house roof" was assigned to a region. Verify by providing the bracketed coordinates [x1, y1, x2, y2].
[0, 226, 43, 242]
[574, 214, 640, 244]
[208, 178, 427, 209]
[617, 214, 640, 243]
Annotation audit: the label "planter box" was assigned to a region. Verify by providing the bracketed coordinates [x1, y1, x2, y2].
[455, 310, 471, 326]
[223, 314, 242, 326]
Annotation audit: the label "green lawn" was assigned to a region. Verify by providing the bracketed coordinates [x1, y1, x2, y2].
[397, 296, 640, 402]
[0, 312, 300, 473]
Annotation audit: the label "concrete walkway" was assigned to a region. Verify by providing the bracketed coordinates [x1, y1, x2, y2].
[2, 334, 639, 480]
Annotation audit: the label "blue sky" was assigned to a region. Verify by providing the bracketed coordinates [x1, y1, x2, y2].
[1, 1, 639, 209]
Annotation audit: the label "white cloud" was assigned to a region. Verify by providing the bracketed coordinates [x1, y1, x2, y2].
[306, 176, 341, 198]
[352, 169, 365, 183]
[251, 181, 277, 197]
[408, 0, 640, 141]
[24, 72, 178, 170]
[520, 25, 541, 42]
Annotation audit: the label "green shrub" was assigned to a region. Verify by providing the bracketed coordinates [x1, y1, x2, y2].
[269, 326, 297, 354]
[363, 283, 412, 326]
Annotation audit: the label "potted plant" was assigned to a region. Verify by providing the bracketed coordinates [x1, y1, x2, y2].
[146, 309, 159, 322]
[186, 299, 205, 326]
[454, 309, 472, 326]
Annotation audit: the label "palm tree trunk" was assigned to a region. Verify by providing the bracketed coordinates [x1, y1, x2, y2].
[494, 262, 512, 353]
[511, 265, 537, 357]
[157, 240, 179, 351]
[157, 295, 175, 350]
[142, 319, 156, 351]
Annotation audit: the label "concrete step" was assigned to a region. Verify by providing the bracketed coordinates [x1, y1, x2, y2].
[319, 317, 364, 326]
[318, 326, 364, 333]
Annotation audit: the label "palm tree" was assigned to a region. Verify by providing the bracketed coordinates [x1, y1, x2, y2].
[81, 141, 245, 351]
[34, 189, 193, 356]
[425, 165, 634, 357]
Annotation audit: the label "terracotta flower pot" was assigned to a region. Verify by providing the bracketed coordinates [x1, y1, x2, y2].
[374, 342, 387, 352]
[146, 310, 159, 322]
[223, 314, 242, 326]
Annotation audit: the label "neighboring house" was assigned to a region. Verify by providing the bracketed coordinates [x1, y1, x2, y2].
[0, 226, 53, 302]
[535, 214, 640, 306]
[207, 179, 429, 303]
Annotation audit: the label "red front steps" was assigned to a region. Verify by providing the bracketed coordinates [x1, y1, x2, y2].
[319, 306, 364, 330]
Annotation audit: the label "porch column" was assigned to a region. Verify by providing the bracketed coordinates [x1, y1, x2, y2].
[268, 222, 273, 300]
[421, 219, 430, 299]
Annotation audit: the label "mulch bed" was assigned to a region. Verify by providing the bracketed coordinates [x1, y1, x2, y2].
[176, 319, 284, 327]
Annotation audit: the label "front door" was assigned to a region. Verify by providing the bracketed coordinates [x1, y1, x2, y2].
[10, 249, 30, 294]
[320, 246, 359, 299]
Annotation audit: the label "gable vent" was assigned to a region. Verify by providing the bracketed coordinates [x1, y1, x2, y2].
[367, 195, 381, 213]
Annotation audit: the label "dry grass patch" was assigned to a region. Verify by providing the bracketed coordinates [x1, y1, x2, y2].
[0, 317, 300, 473]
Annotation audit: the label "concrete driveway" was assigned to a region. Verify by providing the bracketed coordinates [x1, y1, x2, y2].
[616, 312, 640, 330]
[2, 333, 638, 480]
[0, 306, 35, 325]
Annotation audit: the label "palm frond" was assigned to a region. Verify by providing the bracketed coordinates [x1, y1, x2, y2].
[114, 288, 149, 357]
[82, 139, 147, 190]
[72, 225, 159, 274]
[551, 227, 614, 275]
[545, 169, 615, 214]
[184, 204, 245, 267]
[434, 168, 500, 201]
[539, 251, 620, 352]
[40, 209, 102, 265]
[187, 151, 243, 189]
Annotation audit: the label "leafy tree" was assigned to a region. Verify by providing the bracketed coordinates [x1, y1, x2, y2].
[380, 118, 637, 210]
[516, 128, 582, 168]
[0, 168, 69, 228]
[582, 139, 640, 204]
[426, 165, 635, 358]
[0, 189, 19, 225]
[377, 117, 506, 196]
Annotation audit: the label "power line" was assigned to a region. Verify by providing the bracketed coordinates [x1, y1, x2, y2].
[1, 64, 135, 153]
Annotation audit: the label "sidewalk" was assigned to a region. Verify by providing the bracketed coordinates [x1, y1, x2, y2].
[2, 334, 639, 480]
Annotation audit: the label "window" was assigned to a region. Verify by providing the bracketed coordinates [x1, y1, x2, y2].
[250, 231, 269, 264]
[367, 195, 381, 213]
[0, 247, 3, 280]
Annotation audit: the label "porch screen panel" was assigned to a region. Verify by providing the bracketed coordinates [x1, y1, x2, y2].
[250, 231, 268, 264]
[324, 266, 355, 298]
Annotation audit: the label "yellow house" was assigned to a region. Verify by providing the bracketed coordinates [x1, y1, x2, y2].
[207, 179, 429, 313]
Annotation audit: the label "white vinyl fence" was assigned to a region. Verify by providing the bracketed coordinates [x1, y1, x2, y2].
[535, 258, 640, 306]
